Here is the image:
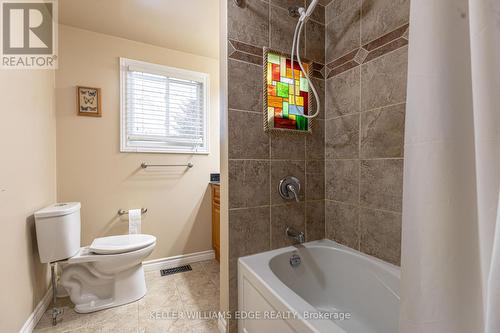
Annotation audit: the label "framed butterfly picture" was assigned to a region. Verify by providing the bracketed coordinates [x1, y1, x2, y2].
[77, 86, 101, 117]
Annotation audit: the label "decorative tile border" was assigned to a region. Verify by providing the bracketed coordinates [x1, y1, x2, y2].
[326, 23, 409, 79]
[311, 62, 326, 79]
[228, 39, 325, 80]
[228, 39, 263, 66]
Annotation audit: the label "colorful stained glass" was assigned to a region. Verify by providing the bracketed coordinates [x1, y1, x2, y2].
[276, 82, 289, 98]
[268, 85, 276, 96]
[268, 95, 283, 108]
[272, 64, 280, 82]
[266, 51, 311, 132]
[268, 53, 280, 64]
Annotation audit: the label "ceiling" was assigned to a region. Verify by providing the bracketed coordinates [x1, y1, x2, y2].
[59, 0, 219, 59]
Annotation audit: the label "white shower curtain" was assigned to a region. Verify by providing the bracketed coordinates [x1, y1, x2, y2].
[400, 0, 500, 332]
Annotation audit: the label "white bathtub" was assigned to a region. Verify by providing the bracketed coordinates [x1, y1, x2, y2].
[238, 239, 400, 333]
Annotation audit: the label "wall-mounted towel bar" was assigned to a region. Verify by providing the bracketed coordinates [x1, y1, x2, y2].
[140, 162, 194, 169]
[117, 208, 148, 216]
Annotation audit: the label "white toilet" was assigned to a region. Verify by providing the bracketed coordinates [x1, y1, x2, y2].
[34, 202, 156, 313]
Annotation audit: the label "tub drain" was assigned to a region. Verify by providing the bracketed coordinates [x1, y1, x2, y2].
[160, 264, 192, 276]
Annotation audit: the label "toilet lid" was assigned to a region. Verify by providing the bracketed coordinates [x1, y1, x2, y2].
[89, 234, 156, 254]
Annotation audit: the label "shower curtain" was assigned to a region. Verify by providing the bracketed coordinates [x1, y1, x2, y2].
[400, 0, 500, 332]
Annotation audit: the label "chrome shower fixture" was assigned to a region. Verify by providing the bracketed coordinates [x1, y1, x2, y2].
[290, 0, 321, 119]
[288, 6, 301, 18]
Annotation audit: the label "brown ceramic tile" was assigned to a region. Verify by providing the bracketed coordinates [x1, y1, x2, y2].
[360, 104, 405, 158]
[325, 6, 361, 63]
[360, 207, 401, 265]
[229, 160, 270, 209]
[270, 0, 305, 10]
[402, 27, 409, 39]
[229, 39, 264, 56]
[271, 202, 306, 249]
[362, 23, 409, 51]
[306, 20, 325, 64]
[228, 257, 238, 312]
[307, 1, 325, 24]
[228, 110, 269, 159]
[360, 159, 403, 212]
[228, 50, 263, 65]
[326, 0, 360, 24]
[228, 40, 236, 56]
[319, 0, 333, 5]
[312, 70, 324, 79]
[270, 5, 305, 56]
[325, 67, 360, 118]
[325, 114, 360, 159]
[228, 0, 269, 47]
[327, 60, 359, 78]
[353, 48, 369, 63]
[325, 159, 359, 203]
[360, 46, 408, 111]
[361, 0, 410, 45]
[310, 77, 325, 119]
[228, 60, 263, 112]
[306, 200, 326, 241]
[271, 160, 306, 204]
[363, 37, 408, 63]
[306, 160, 325, 201]
[325, 201, 359, 249]
[271, 134, 306, 160]
[306, 119, 325, 160]
[229, 206, 271, 259]
[326, 48, 358, 69]
[312, 62, 325, 71]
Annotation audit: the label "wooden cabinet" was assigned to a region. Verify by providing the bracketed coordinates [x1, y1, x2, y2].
[211, 184, 220, 262]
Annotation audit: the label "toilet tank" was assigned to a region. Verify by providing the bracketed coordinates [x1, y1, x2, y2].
[34, 202, 81, 263]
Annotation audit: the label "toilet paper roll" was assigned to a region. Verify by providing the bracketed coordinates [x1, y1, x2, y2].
[128, 209, 141, 234]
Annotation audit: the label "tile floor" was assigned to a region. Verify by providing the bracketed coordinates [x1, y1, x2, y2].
[34, 260, 220, 333]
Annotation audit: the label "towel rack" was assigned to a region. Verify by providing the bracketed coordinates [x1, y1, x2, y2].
[117, 208, 147, 216]
[140, 162, 194, 169]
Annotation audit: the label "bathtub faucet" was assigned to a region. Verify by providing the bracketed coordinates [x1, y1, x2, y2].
[286, 226, 305, 244]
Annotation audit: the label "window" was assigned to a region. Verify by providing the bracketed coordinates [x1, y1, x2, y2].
[120, 58, 209, 154]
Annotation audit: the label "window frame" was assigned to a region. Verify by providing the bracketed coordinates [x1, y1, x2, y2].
[119, 57, 210, 154]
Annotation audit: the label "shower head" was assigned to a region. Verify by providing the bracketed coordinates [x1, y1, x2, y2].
[298, 0, 319, 22]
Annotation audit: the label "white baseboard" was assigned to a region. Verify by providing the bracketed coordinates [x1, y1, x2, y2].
[217, 316, 227, 333]
[143, 249, 215, 272]
[19, 286, 52, 333]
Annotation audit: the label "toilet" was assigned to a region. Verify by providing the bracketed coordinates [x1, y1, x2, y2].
[34, 202, 156, 313]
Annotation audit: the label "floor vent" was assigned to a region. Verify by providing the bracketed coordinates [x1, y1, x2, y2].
[160, 264, 192, 276]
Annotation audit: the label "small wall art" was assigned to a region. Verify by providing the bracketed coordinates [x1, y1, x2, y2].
[264, 48, 313, 134]
[77, 86, 101, 117]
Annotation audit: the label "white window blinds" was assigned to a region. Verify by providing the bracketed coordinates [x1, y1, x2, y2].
[120, 58, 209, 153]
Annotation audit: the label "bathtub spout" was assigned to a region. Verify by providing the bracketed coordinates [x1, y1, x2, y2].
[286, 226, 305, 244]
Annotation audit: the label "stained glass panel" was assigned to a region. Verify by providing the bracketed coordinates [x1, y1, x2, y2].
[264, 50, 311, 132]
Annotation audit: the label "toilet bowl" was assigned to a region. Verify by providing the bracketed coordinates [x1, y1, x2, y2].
[34, 203, 156, 313]
[60, 234, 156, 313]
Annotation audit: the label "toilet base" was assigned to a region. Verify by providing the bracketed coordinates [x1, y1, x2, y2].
[61, 263, 147, 313]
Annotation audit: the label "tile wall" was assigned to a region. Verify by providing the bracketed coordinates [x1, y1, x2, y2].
[324, 0, 409, 266]
[227, 0, 327, 331]
[226, 0, 409, 330]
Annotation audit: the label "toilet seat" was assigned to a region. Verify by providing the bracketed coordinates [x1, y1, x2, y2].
[90, 234, 156, 254]
[62, 234, 157, 264]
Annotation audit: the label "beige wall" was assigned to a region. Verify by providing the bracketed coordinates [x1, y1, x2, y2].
[0, 70, 56, 331]
[56, 25, 220, 260]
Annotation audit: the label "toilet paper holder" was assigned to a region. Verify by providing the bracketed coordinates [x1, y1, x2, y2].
[117, 208, 148, 216]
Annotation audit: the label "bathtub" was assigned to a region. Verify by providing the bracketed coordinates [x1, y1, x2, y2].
[238, 239, 400, 333]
